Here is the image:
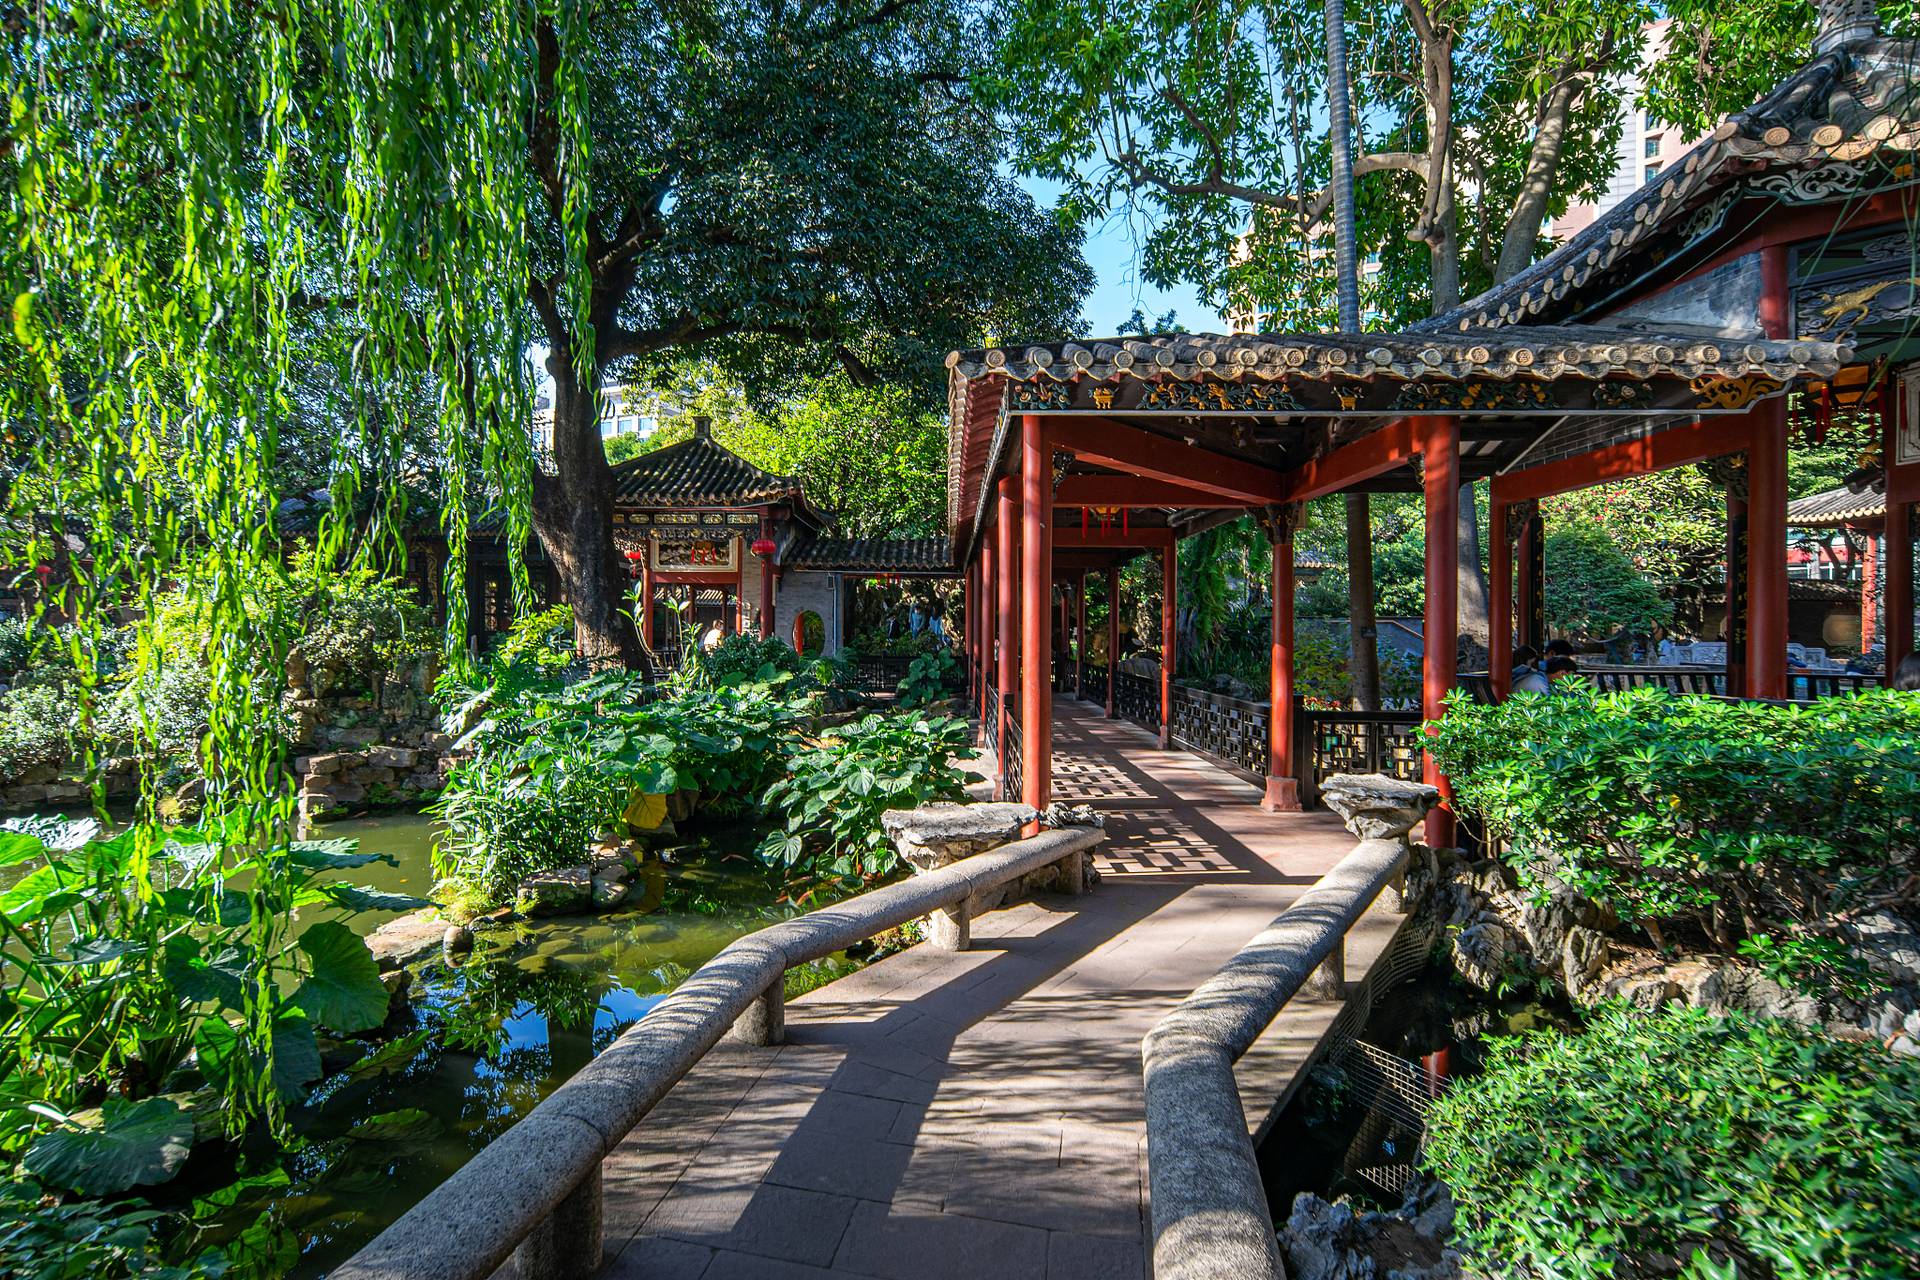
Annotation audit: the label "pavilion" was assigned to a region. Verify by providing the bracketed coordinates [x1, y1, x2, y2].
[608, 419, 951, 661]
[949, 4, 1917, 845]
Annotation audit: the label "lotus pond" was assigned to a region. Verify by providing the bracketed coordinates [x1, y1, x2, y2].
[182, 813, 857, 1276]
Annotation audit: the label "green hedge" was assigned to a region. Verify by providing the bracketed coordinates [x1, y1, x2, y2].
[1424, 1005, 1920, 1280]
[1426, 688, 1920, 979]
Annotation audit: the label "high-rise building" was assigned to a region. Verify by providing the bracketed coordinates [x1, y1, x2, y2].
[1550, 21, 1704, 242]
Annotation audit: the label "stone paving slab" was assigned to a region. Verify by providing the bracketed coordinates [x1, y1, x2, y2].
[601, 700, 1400, 1278]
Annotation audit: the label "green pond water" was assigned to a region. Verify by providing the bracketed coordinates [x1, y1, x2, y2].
[180, 812, 855, 1277]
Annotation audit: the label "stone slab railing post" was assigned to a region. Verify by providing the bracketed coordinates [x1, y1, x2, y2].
[729, 984, 786, 1046]
[506, 1163, 603, 1280]
[1144, 772, 1437, 1280]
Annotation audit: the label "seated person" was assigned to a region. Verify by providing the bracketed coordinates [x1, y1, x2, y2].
[1510, 645, 1549, 695]
[1893, 653, 1920, 692]
[1544, 655, 1583, 690]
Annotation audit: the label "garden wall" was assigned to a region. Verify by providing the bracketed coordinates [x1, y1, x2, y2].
[289, 652, 455, 825]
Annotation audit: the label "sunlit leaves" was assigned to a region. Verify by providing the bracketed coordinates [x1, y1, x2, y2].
[291, 922, 391, 1034]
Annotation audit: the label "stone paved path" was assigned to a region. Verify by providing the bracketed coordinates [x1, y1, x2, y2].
[599, 699, 1401, 1280]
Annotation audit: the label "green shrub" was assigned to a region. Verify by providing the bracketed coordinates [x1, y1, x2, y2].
[151, 546, 432, 683]
[758, 712, 970, 883]
[0, 1176, 224, 1279]
[1427, 688, 1920, 976]
[432, 672, 803, 897]
[0, 680, 78, 780]
[694, 633, 805, 685]
[895, 648, 960, 707]
[1541, 521, 1673, 639]
[487, 603, 577, 674]
[1424, 1005, 1920, 1280]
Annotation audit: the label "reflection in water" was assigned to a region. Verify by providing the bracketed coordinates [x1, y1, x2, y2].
[190, 813, 855, 1277]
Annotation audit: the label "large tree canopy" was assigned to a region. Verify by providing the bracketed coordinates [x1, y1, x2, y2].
[525, 0, 1091, 661]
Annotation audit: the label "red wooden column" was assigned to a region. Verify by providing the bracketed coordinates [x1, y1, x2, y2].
[1861, 530, 1880, 655]
[996, 478, 1018, 777]
[1488, 497, 1513, 698]
[1263, 508, 1302, 812]
[1075, 571, 1087, 699]
[1420, 416, 1459, 848]
[758, 518, 776, 639]
[1105, 565, 1119, 718]
[978, 526, 997, 745]
[1888, 501, 1914, 674]
[1019, 415, 1053, 813]
[1747, 399, 1790, 700]
[1884, 377, 1914, 674]
[1159, 543, 1177, 747]
[639, 557, 655, 649]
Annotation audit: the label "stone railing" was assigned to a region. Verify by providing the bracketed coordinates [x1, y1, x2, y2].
[333, 811, 1105, 1280]
[1141, 775, 1438, 1280]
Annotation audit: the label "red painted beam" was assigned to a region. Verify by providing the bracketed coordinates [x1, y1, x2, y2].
[1048, 417, 1288, 504]
[1491, 416, 1756, 505]
[1279, 418, 1418, 503]
[1053, 475, 1246, 509]
[1055, 528, 1176, 549]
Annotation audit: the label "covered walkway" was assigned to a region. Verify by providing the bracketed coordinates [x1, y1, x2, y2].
[595, 700, 1402, 1280]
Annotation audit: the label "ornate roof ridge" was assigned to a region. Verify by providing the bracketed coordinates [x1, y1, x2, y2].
[1420, 33, 1920, 336]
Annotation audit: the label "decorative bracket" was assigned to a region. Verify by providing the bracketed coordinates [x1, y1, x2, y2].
[1254, 501, 1305, 546]
[1699, 453, 1749, 502]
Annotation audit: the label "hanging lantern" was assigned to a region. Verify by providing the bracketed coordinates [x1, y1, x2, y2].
[624, 548, 645, 561]
[750, 536, 777, 558]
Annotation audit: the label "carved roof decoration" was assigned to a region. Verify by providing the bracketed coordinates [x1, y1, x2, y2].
[947, 326, 1845, 391]
[610, 428, 807, 509]
[1428, 31, 1920, 334]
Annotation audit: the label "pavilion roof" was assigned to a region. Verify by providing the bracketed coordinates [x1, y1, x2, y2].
[947, 326, 1837, 392]
[1787, 478, 1888, 527]
[610, 427, 809, 511]
[1427, 32, 1920, 335]
[783, 534, 955, 576]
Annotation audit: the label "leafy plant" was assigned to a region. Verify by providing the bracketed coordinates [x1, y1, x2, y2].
[1424, 1005, 1920, 1280]
[758, 712, 970, 883]
[0, 1176, 225, 1280]
[1540, 522, 1673, 640]
[432, 672, 804, 898]
[0, 817, 419, 1181]
[693, 633, 806, 687]
[1427, 688, 1920, 987]
[894, 649, 960, 708]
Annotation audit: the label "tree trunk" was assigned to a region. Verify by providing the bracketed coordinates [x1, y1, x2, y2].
[1325, 0, 1380, 710]
[1346, 492, 1381, 709]
[532, 367, 645, 670]
[1495, 72, 1585, 285]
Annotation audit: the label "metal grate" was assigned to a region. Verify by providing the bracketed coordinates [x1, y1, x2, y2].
[1114, 669, 1161, 733]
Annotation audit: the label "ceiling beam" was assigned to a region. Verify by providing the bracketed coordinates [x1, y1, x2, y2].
[1053, 475, 1245, 509]
[1055, 527, 1176, 549]
[1491, 415, 1753, 504]
[1279, 417, 1417, 503]
[1045, 417, 1288, 504]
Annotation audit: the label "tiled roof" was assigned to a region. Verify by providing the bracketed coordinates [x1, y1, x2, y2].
[1428, 32, 1920, 334]
[946, 326, 1843, 389]
[1787, 480, 1887, 526]
[611, 431, 804, 507]
[784, 535, 955, 574]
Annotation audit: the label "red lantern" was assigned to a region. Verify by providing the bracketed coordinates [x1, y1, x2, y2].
[624, 549, 644, 561]
[751, 536, 777, 558]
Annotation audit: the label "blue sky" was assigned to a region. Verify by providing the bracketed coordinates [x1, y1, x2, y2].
[1017, 176, 1216, 338]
